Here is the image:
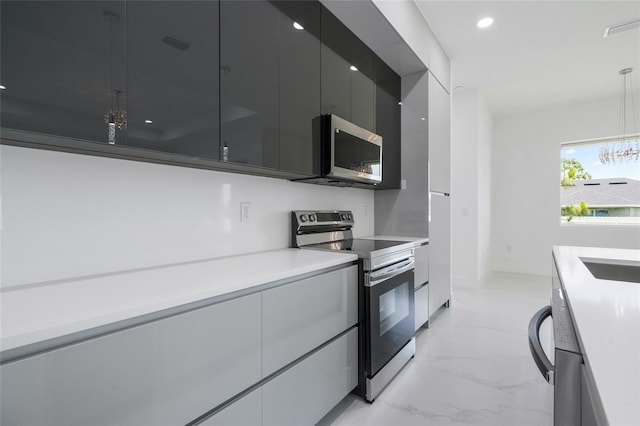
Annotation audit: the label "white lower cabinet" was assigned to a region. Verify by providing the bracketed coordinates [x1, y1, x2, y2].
[1, 264, 358, 426]
[200, 388, 262, 426]
[262, 265, 358, 376]
[0, 294, 262, 426]
[262, 328, 358, 426]
[414, 283, 429, 331]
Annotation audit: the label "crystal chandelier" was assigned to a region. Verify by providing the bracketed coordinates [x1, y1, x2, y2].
[103, 11, 126, 145]
[599, 68, 639, 164]
[104, 89, 127, 139]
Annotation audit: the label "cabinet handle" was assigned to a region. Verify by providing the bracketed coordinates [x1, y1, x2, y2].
[528, 305, 554, 384]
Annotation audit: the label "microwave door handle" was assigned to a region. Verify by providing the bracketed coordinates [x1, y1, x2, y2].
[368, 258, 415, 287]
[528, 305, 554, 384]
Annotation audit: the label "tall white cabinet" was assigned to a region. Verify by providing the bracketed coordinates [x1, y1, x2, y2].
[428, 71, 452, 318]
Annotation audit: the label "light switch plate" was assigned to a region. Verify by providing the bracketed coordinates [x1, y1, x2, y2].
[241, 202, 251, 223]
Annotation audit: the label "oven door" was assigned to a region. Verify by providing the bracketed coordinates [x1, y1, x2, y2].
[365, 258, 415, 377]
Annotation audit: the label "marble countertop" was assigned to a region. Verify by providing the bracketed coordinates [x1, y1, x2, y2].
[0, 249, 358, 356]
[363, 235, 429, 246]
[553, 245, 640, 426]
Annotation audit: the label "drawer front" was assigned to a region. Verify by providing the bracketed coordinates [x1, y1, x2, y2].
[0, 294, 262, 426]
[262, 328, 358, 426]
[262, 265, 357, 376]
[200, 388, 262, 426]
[414, 244, 429, 287]
[415, 283, 429, 331]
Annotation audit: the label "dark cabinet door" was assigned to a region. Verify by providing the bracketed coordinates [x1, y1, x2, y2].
[1, 1, 126, 144]
[274, 1, 321, 176]
[220, 0, 320, 175]
[321, 45, 350, 121]
[220, 0, 280, 169]
[320, 7, 350, 121]
[126, 1, 220, 160]
[349, 39, 375, 132]
[350, 70, 375, 132]
[375, 59, 401, 189]
[320, 5, 375, 132]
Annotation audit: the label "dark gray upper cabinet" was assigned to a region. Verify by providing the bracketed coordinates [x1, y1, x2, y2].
[320, 7, 375, 132]
[126, 1, 220, 160]
[220, 0, 320, 175]
[1, 1, 220, 160]
[0, 1, 126, 144]
[1, 0, 398, 187]
[274, 1, 321, 175]
[220, 0, 280, 169]
[374, 58, 401, 189]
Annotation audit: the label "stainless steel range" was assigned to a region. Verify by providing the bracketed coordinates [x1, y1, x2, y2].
[292, 210, 416, 402]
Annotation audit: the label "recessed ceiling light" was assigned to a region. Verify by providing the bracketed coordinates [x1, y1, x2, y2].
[293, 21, 304, 30]
[0, 85, 5, 90]
[350, 65, 358, 72]
[144, 119, 153, 124]
[604, 18, 640, 37]
[476, 17, 494, 29]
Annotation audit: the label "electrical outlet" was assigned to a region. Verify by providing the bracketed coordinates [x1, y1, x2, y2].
[241, 202, 251, 223]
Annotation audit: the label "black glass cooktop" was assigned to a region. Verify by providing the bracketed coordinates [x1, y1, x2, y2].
[307, 239, 410, 255]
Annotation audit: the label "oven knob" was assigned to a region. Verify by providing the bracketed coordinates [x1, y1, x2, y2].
[347, 213, 353, 220]
[309, 214, 316, 222]
[341, 213, 347, 220]
[300, 214, 309, 223]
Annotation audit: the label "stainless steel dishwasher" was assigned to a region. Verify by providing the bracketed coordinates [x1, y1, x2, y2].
[528, 253, 605, 426]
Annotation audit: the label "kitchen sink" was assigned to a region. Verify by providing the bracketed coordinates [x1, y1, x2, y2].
[580, 258, 640, 284]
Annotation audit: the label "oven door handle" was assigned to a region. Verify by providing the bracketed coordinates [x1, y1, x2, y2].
[367, 258, 415, 287]
[528, 305, 554, 384]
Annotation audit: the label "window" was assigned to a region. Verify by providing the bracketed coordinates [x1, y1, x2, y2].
[560, 136, 640, 224]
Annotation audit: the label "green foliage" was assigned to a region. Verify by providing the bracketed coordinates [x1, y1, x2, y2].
[561, 201, 591, 221]
[561, 158, 592, 187]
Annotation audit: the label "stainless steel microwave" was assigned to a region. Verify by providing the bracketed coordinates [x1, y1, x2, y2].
[322, 114, 383, 185]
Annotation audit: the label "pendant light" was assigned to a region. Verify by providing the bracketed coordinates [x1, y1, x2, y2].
[599, 68, 639, 164]
[103, 11, 127, 144]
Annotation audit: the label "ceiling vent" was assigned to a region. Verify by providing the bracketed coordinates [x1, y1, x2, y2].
[604, 18, 640, 37]
[161, 35, 191, 51]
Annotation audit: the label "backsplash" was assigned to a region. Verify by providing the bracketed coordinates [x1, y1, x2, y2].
[0, 145, 374, 288]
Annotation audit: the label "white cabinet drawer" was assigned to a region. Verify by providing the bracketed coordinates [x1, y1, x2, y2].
[0, 294, 262, 426]
[262, 265, 357, 376]
[200, 388, 262, 426]
[262, 328, 358, 426]
[415, 283, 429, 331]
[414, 244, 429, 287]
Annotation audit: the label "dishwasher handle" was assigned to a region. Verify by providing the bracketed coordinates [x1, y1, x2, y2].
[528, 305, 554, 384]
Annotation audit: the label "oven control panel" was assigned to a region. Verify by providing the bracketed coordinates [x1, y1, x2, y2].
[292, 210, 354, 227]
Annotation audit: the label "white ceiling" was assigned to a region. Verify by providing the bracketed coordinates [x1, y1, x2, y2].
[415, 0, 640, 116]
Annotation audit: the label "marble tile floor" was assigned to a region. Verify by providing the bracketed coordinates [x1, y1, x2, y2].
[319, 272, 554, 426]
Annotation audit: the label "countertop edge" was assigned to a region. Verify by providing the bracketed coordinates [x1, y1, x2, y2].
[1, 249, 358, 361]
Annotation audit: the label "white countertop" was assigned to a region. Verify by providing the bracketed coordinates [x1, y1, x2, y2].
[0, 249, 357, 355]
[364, 235, 429, 246]
[553, 246, 640, 426]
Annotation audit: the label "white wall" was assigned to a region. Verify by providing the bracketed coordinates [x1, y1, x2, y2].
[491, 94, 640, 276]
[451, 89, 493, 287]
[0, 145, 374, 288]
